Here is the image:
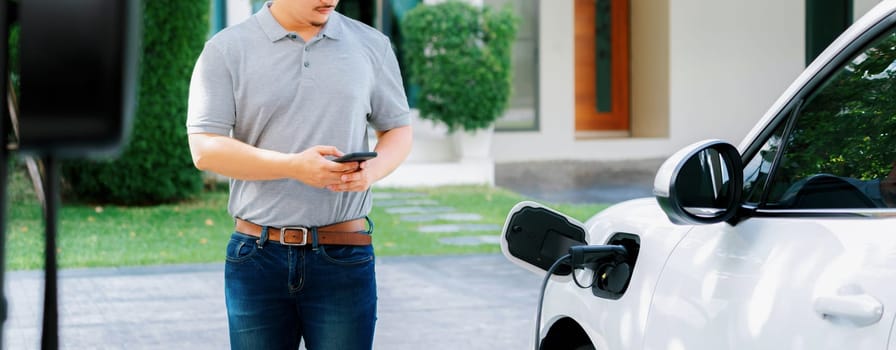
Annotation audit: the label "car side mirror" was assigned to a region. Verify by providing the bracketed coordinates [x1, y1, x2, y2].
[500, 201, 587, 276]
[654, 140, 744, 225]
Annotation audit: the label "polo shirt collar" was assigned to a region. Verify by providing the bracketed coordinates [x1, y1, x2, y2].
[320, 12, 343, 40]
[256, 2, 343, 42]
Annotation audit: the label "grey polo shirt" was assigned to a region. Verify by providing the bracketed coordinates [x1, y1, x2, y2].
[187, 4, 410, 227]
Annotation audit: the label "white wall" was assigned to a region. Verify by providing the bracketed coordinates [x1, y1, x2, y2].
[667, 0, 882, 153]
[226, 0, 253, 26]
[668, 0, 805, 149]
[855, 0, 883, 21]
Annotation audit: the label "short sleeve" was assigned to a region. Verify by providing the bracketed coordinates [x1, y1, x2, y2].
[368, 37, 411, 131]
[187, 42, 236, 136]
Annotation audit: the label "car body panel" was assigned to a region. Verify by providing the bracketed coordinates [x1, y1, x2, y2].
[643, 216, 896, 349]
[536, 199, 694, 349]
[890, 319, 896, 350]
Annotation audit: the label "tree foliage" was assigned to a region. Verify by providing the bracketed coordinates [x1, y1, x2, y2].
[61, 0, 208, 204]
[777, 31, 896, 182]
[401, 1, 518, 132]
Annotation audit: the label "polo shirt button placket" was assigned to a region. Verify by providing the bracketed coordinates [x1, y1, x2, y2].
[302, 43, 311, 68]
[303, 44, 311, 68]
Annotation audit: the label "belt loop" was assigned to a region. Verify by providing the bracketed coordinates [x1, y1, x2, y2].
[365, 216, 374, 235]
[257, 225, 269, 248]
[310, 227, 320, 251]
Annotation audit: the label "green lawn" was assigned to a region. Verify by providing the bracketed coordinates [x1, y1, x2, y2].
[6, 169, 609, 270]
[369, 186, 608, 257]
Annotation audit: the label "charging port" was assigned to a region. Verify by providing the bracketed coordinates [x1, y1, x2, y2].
[592, 233, 640, 299]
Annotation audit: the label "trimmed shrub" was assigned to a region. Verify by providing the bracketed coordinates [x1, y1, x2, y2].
[62, 0, 208, 204]
[401, 1, 518, 132]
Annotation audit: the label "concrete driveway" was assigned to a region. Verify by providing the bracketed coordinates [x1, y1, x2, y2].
[4, 254, 542, 349]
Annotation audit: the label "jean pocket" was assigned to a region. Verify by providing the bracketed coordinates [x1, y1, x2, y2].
[225, 237, 259, 263]
[318, 244, 374, 266]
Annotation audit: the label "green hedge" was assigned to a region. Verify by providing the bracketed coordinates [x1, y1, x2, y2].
[401, 1, 518, 132]
[62, 0, 208, 204]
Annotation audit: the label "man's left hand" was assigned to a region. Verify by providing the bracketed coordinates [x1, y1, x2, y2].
[326, 161, 373, 192]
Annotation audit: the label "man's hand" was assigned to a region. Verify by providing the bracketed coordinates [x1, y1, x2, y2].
[324, 125, 413, 192]
[289, 146, 358, 188]
[326, 161, 373, 192]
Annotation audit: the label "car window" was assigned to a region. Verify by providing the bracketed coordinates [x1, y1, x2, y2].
[763, 30, 896, 209]
[742, 121, 787, 204]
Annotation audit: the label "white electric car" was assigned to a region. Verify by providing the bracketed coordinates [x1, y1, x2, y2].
[502, 1, 896, 349]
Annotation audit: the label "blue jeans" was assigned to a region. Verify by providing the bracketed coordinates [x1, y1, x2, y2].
[224, 230, 376, 350]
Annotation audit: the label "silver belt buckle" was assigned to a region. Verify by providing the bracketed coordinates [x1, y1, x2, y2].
[279, 227, 309, 246]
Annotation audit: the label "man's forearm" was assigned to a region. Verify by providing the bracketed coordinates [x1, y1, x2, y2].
[189, 133, 293, 180]
[369, 126, 413, 182]
[189, 133, 359, 187]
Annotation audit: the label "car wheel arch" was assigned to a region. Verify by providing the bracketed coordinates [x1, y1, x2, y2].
[540, 317, 595, 350]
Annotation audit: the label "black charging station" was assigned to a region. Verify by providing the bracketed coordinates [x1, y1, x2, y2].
[18, 0, 139, 155]
[0, 1, 140, 348]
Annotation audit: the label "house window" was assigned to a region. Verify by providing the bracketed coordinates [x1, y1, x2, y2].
[574, 0, 629, 135]
[487, 0, 540, 131]
[806, 0, 852, 65]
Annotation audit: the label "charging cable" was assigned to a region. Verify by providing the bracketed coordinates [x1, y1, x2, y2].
[533, 245, 627, 350]
[534, 253, 571, 350]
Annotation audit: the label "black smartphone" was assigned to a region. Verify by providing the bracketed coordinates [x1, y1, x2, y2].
[333, 151, 378, 163]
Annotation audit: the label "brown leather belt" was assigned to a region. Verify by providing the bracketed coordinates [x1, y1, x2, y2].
[235, 218, 371, 246]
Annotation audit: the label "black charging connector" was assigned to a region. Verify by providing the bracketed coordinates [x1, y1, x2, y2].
[569, 245, 627, 269]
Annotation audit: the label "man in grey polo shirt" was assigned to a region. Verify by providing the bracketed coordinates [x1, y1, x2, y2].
[186, 0, 412, 349]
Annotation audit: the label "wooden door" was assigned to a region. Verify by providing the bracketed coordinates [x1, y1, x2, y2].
[575, 0, 629, 133]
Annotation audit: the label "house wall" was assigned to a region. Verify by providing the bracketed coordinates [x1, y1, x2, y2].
[667, 0, 804, 153]
[226, 0, 252, 25]
[492, 0, 882, 163]
[630, 0, 670, 138]
[856, 0, 882, 21]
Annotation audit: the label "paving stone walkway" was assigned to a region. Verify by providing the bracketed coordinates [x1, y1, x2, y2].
[373, 192, 503, 247]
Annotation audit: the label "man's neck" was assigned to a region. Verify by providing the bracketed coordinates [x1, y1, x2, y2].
[269, 3, 325, 41]
[294, 27, 322, 42]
